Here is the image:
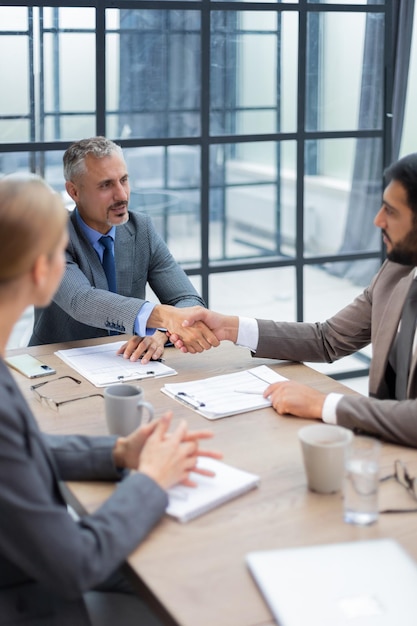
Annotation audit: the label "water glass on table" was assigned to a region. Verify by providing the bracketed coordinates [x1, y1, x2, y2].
[343, 436, 381, 526]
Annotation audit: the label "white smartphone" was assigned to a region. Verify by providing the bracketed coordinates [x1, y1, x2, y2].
[5, 354, 57, 379]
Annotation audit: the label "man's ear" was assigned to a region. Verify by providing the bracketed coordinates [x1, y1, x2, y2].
[65, 180, 78, 203]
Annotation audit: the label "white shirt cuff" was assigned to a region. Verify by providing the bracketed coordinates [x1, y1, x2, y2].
[322, 393, 343, 424]
[236, 317, 258, 352]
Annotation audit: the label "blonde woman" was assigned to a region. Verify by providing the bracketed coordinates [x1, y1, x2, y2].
[0, 174, 220, 624]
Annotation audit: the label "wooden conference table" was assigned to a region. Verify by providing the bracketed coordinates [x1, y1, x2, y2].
[7, 337, 417, 626]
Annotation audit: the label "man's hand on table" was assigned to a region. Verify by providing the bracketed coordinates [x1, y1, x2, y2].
[264, 380, 325, 419]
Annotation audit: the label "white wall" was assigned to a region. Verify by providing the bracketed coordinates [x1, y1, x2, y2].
[400, 3, 417, 158]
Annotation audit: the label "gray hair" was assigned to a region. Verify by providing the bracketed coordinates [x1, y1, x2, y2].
[63, 136, 124, 181]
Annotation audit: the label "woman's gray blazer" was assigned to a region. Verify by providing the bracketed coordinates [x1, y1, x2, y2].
[0, 360, 167, 625]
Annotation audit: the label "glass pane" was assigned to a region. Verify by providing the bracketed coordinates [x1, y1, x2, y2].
[400, 3, 417, 157]
[0, 6, 28, 29]
[0, 152, 31, 176]
[126, 146, 201, 264]
[304, 138, 383, 261]
[305, 261, 373, 381]
[210, 141, 296, 262]
[107, 10, 201, 139]
[146, 278, 203, 318]
[0, 120, 31, 144]
[44, 150, 67, 195]
[43, 25, 96, 141]
[211, 11, 298, 135]
[44, 115, 96, 143]
[43, 7, 95, 29]
[304, 261, 378, 324]
[216, 0, 297, 3]
[0, 150, 69, 207]
[209, 267, 296, 321]
[125, 145, 200, 190]
[132, 188, 200, 265]
[0, 35, 30, 142]
[309, 0, 375, 4]
[306, 12, 384, 132]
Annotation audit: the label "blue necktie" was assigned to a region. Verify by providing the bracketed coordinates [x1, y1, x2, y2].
[99, 235, 117, 293]
[394, 279, 417, 400]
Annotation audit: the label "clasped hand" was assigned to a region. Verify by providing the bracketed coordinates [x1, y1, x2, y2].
[112, 411, 222, 491]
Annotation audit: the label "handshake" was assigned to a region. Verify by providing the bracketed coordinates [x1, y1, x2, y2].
[152, 305, 238, 354]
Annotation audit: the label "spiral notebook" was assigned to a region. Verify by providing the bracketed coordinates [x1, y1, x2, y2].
[161, 365, 287, 420]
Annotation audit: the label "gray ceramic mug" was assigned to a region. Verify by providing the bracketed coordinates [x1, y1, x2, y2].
[104, 384, 154, 436]
[298, 423, 353, 494]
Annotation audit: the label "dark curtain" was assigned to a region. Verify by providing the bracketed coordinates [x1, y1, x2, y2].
[118, 10, 237, 225]
[118, 10, 200, 138]
[330, 0, 415, 286]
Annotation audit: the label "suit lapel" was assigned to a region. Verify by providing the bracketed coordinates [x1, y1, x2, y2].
[371, 271, 414, 393]
[114, 218, 136, 295]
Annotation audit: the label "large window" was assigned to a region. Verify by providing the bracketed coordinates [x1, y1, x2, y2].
[1, 1, 394, 377]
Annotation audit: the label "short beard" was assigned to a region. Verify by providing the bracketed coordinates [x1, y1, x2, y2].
[387, 226, 417, 266]
[108, 213, 129, 228]
[106, 203, 129, 228]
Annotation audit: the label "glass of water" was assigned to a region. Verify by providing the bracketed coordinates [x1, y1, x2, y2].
[343, 436, 381, 526]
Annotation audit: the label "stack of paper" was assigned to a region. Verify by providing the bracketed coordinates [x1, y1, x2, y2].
[167, 457, 260, 523]
[55, 341, 177, 387]
[161, 365, 287, 420]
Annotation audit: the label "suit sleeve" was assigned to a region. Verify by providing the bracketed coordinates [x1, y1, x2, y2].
[53, 244, 146, 335]
[43, 433, 124, 481]
[336, 395, 417, 448]
[255, 293, 373, 363]
[137, 213, 205, 308]
[52, 213, 205, 335]
[0, 373, 168, 599]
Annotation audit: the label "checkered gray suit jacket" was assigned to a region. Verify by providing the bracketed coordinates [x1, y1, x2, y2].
[30, 209, 205, 345]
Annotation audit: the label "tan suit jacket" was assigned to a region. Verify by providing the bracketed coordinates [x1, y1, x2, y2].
[256, 260, 417, 447]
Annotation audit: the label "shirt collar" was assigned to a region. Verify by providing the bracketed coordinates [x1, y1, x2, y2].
[75, 207, 116, 246]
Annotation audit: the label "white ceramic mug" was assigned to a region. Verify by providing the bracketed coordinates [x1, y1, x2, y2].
[298, 423, 353, 494]
[104, 384, 154, 436]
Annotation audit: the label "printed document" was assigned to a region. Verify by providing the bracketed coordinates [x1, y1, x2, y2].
[55, 341, 177, 387]
[161, 365, 287, 419]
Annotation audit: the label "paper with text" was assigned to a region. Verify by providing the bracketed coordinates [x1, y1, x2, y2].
[161, 365, 287, 419]
[55, 341, 177, 387]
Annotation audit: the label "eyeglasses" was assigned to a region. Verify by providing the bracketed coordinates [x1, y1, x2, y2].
[379, 460, 417, 514]
[30, 375, 103, 411]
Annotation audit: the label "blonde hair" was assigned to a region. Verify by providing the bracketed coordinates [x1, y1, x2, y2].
[0, 174, 68, 283]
